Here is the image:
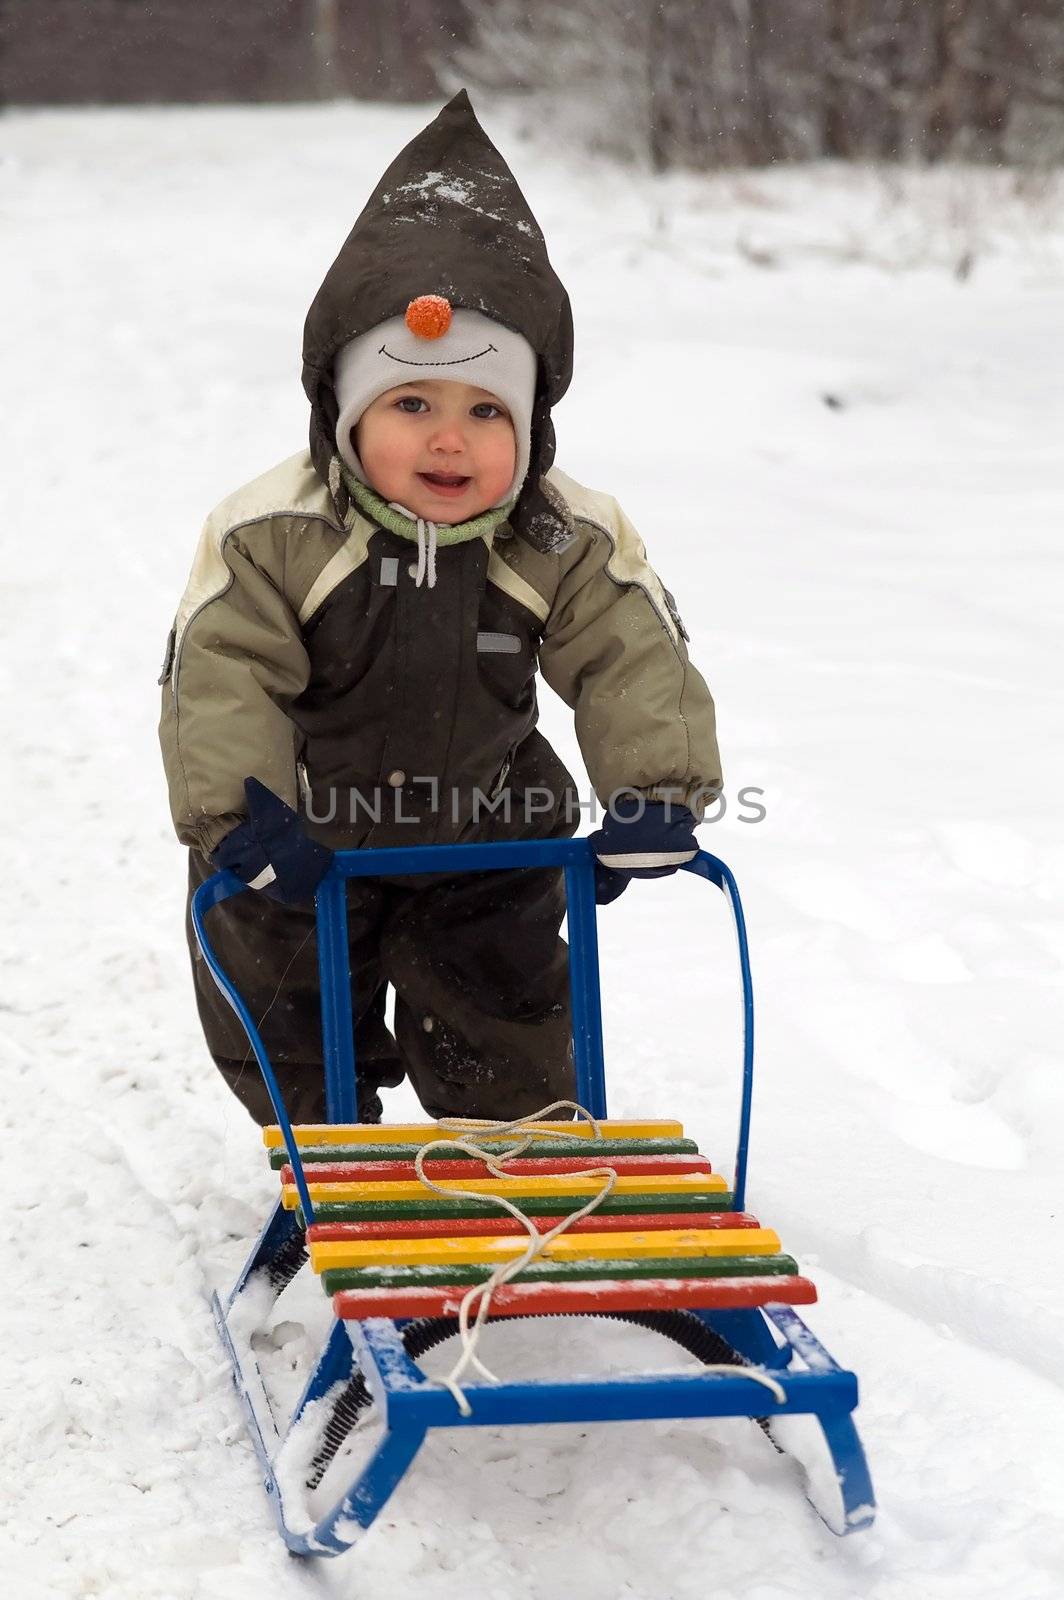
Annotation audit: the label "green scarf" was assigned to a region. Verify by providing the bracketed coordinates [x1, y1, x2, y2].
[343, 467, 514, 546]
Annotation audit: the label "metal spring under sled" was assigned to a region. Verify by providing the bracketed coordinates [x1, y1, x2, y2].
[193, 841, 875, 1557]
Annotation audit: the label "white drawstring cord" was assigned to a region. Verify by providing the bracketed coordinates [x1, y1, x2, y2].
[414, 519, 427, 587]
[426, 520, 438, 588]
[389, 501, 440, 589]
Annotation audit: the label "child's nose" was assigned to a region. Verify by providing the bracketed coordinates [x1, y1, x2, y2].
[428, 418, 468, 452]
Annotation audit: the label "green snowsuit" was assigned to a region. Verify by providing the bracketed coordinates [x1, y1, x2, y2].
[158, 92, 721, 1122]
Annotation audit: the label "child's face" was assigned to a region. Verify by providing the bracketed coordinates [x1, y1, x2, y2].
[354, 379, 517, 520]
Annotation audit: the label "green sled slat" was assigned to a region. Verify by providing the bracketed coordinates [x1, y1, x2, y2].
[270, 1136, 701, 1170]
[297, 1190, 735, 1225]
[320, 1253, 800, 1294]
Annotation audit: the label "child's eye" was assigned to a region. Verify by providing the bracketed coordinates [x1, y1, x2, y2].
[472, 402, 507, 420]
[395, 395, 428, 414]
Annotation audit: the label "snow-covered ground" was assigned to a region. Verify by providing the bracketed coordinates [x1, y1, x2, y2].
[2, 101, 1063, 1599]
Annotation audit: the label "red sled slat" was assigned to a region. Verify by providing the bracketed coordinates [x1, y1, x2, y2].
[283, 1154, 711, 1185]
[307, 1210, 761, 1243]
[333, 1274, 817, 1321]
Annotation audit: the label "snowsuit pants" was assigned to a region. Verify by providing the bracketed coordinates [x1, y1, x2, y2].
[185, 847, 575, 1126]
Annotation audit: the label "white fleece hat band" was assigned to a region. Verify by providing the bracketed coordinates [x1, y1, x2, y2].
[333, 305, 537, 508]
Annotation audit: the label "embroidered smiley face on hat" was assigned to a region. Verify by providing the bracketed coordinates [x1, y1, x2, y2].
[375, 294, 498, 370]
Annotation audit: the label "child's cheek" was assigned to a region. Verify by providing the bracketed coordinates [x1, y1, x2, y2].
[360, 418, 413, 484]
[487, 425, 517, 495]
[383, 418, 424, 471]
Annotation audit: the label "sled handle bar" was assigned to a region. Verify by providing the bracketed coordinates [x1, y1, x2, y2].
[191, 840, 756, 1222]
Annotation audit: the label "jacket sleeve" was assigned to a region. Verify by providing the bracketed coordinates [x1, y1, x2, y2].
[538, 499, 722, 818]
[158, 524, 312, 855]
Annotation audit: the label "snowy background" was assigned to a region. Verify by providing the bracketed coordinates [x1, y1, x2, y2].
[2, 101, 1063, 1598]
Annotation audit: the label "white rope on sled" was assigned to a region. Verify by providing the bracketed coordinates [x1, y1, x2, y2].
[414, 1101, 616, 1415]
[414, 1100, 787, 1413]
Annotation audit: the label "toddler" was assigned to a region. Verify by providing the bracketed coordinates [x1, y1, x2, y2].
[159, 91, 721, 1125]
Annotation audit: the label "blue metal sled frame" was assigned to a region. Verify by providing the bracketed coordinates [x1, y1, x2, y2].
[193, 841, 875, 1555]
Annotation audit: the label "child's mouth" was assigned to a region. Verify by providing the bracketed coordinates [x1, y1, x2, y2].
[418, 471, 471, 495]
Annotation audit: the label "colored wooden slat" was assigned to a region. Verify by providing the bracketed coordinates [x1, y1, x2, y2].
[264, 1118, 685, 1149]
[268, 1137, 702, 1169]
[280, 1154, 712, 1185]
[320, 1253, 800, 1293]
[306, 1210, 761, 1243]
[333, 1275, 818, 1320]
[282, 1173, 727, 1211]
[309, 1226, 780, 1273]
[300, 1191, 736, 1224]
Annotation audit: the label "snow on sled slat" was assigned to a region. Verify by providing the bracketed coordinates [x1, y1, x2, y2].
[283, 1172, 728, 1210]
[333, 1274, 818, 1320]
[320, 1253, 800, 1293]
[309, 1225, 781, 1272]
[268, 1136, 701, 1168]
[299, 1190, 737, 1223]
[306, 1210, 762, 1242]
[264, 1118, 685, 1148]
[280, 1154, 713, 1184]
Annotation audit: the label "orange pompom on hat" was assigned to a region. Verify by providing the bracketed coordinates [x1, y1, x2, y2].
[404, 294, 453, 339]
[333, 296, 537, 508]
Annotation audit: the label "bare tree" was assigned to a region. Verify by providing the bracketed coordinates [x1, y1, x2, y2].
[339, 0, 472, 101]
[310, 0, 344, 100]
[443, 0, 654, 164]
[647, 1, 774, 170]
[455, 0, 833, 170]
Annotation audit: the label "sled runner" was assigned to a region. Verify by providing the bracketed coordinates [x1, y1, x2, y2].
[194, 839, 875, 1557]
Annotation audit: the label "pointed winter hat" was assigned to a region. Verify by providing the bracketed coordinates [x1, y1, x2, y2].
[302, 90, 575, 550]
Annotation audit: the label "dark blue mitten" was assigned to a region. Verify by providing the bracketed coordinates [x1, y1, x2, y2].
[212, 777, 333, 905]
[588, 798, 698, 905]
